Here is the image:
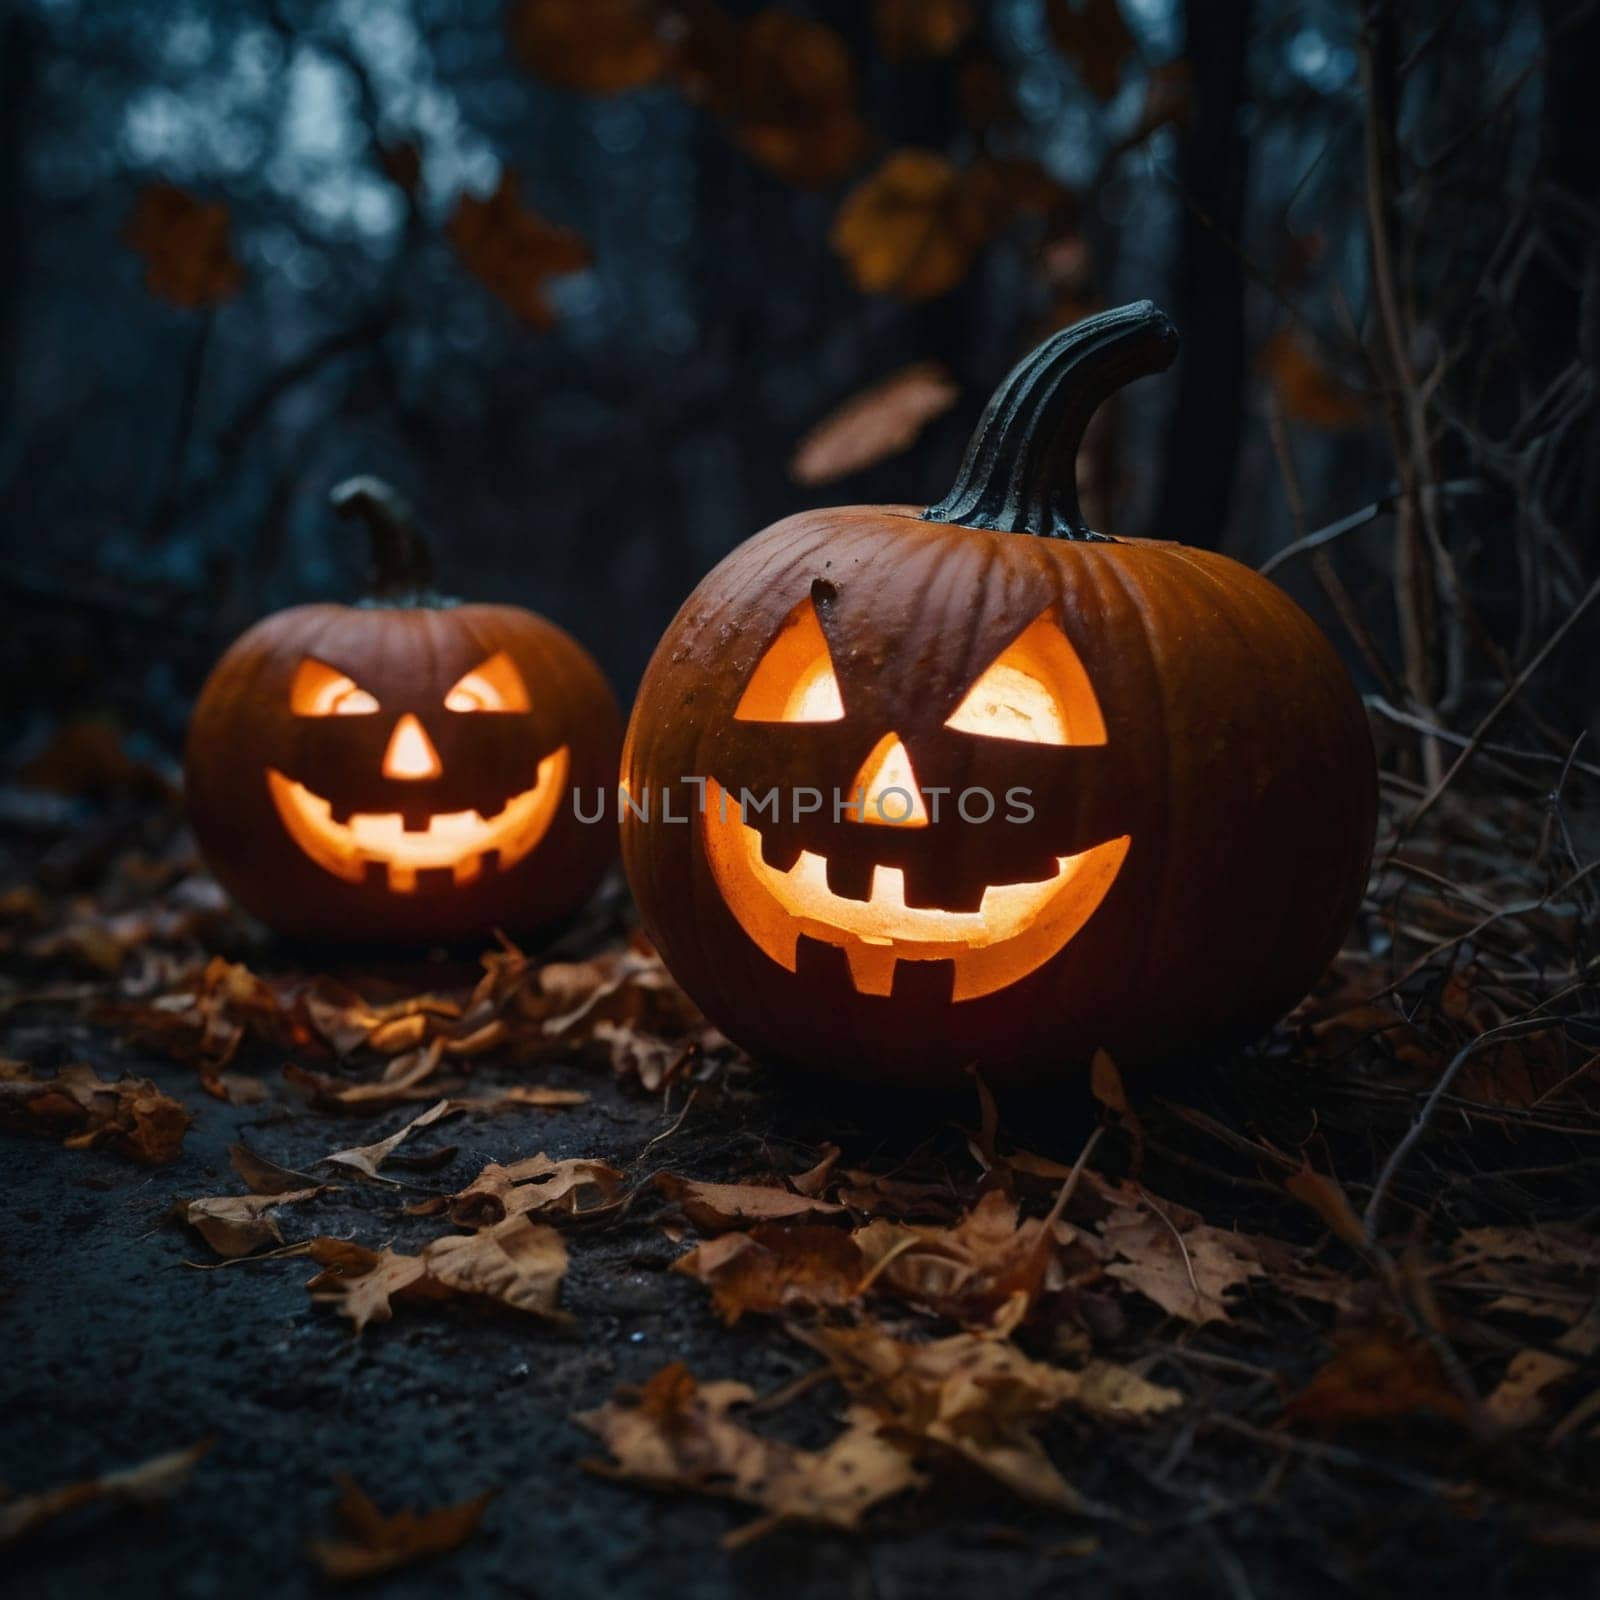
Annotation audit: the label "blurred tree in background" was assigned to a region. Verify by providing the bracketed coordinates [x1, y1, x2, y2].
[1, 0, 1593, 782]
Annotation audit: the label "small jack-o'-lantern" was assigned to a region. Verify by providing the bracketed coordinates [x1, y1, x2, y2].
[622, 303, 1376, 1088]
[186, 478, 620, 943]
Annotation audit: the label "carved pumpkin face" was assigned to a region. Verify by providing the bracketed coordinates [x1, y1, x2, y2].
[186, 481, 620, 944]
[701, 595, 1130, 1001]
[266, 648, 569, 893]
[621, 305, 1376, 1089]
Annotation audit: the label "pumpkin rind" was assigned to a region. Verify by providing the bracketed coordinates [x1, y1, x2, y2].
[621, 306, 1375, 1087]
[186, 492, 620, 943]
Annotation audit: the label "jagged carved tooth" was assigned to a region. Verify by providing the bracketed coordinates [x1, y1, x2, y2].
[843, 942, 899, 997]
[415, 865, 456, 894]
[361, 858, 390, 889]
[327, 801, 355, 827]
[402, 806, 433, 834]
[387, 863, 417, 893]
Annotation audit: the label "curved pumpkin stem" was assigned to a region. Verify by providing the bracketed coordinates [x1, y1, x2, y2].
[924, 301, 1179, 541]
[330, 476, 437, 603]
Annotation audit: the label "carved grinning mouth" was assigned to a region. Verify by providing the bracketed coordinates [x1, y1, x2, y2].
[266, 747, 569, 893]
[702, 779, 1129, 1000]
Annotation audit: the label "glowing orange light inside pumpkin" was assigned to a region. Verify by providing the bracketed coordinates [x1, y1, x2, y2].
[850, 733, 929, 826]
[269, 650, 567, 893]
[706, 605, 1128, 998]
[291, 657, 379, 716]
[383, 713, 443, 780]
[735, 599, 845, 722]
[445, 651, 532, 713]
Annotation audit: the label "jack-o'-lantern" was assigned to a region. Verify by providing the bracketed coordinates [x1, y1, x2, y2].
[186, 478, 620, 943]
[621, 303, 1376, 1088]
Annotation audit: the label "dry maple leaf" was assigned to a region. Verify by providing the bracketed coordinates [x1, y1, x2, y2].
[1260, 328, 1369, 431]
[1284, 1328, 1469, 1429]
[308, 1214, 571, 1332]
[1092, 1179, 1297, 1325]
[447, 170, 591, 328]
[507, 0, 666, 93]
[171, 1186, 327, 1258]
[1046, 0, 1135, 103]
[284, 1041, 455, 1113]
[0, 1440, 211, 1546]
[310, 1475, 493, 1583]
[798, 1323, 1178, 1509]
[852, 1188, 1096, 1327]
[675, 1224, 866, 1324]
[789, 361, 960, 487]
[655, 1171, 845, 1233]
[832, 149, 992, 301]
[0, 1059, 191, 1165]
[447, 1152, 625, 1227]
[123, 183, 243, 308]
[674, 5, 867, 188]
[578, 1362, 921, 1547]
[873, 0, 976, 60]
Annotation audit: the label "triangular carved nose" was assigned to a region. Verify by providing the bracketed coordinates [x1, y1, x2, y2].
[849, 733, 928, 827]
[383, 713, 442, 780]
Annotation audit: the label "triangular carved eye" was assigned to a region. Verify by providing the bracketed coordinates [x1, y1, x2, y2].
[945, 612, 1107, 746]
[445, 652, 530, 713]
[735, 599, 845, 723]
[291, 657, 379, 716]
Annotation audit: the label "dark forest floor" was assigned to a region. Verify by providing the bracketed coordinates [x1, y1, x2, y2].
[2, 733, 1598, 1599]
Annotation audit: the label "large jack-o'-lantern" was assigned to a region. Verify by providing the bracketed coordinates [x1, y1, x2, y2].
[186, 478, 619, 943]
[621, 303, 1376, 1088]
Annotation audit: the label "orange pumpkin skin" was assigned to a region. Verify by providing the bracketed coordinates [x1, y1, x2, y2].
[186, 485, 619, 944]
[621, 306, 1375, 1088]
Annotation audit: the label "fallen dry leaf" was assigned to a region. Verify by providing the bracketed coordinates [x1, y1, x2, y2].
[1283, 1159, 1368, 1251]
[799, 1323, 1179, 1509]
[675, 1224, 865, 1324]
[230, 1142, 323, 1195]
[832, 149, 991, 301]
[656, 1172, 844, 1233]
[124, 184, 242, 307]
[852, 1188, 1089, 1327]
[105, 955, 300, 1086]
[308, 1215, 570, 1332]
[0, 1440, 211, 1545]
[310, 1474, 493, 1582]
[447, 1152, 625, 1227]
[506, 0, 666, 93]
[0, 1059, 191, 1164]
[789, 362, 959, 486]
[1485, 1308, 1600, 1431]
[1097, 1183, 1295, 1324]
[284, 1042, 453, 1113]
[578, 1363, 920, 1547]
[1284, 1328, 1468, 1428]
[447, 170, 590, 328]
[171, 1187, 326, 1258]
[321, 1099, 457, 1181]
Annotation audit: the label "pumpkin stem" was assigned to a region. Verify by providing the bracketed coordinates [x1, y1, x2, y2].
[924, 301, 1179, 541]
[330, 476, 437, 602]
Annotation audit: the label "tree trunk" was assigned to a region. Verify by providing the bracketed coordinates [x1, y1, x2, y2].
[1150, 0, 1253, 550]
